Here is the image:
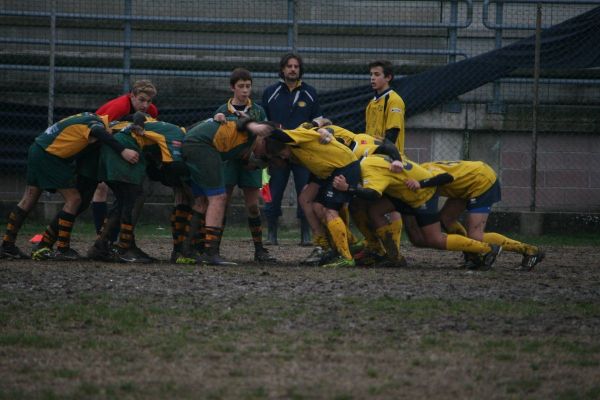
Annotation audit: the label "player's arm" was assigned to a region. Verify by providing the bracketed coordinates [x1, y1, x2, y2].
[372, 139, 401, 160]
[332, 175, 380, 201]
[89, 124, 139, 164]
[405, 173, 454, 191]
[384, 128, 400, 144]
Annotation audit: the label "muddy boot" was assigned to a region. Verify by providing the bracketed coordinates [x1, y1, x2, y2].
[264, 217, 278, 246]
[299, 217, 312, 247]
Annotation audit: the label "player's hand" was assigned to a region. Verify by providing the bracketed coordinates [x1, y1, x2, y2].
[332, 175, 349, 191]
[235, 110, 249, 119]
[121, 148, 139, 164]
[213, 113, 226, 123]
[247, 122, 274, 137]
[313, 117, 332, 127]
[405, 178, 420, 191]
[317, 128, 333, 144]
[389, 160, 404, 173]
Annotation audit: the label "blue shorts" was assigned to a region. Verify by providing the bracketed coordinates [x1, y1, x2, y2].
[388, 193, 440, 227]
[190, 182, 225, 197]
[315, 161, 361, 211]
[467, 180, 501, 213]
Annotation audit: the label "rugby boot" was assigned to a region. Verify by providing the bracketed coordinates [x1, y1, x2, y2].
[87, 240, 112, 262]
[300, 246, 324, 266]
[520, 249, 545, 271]
[52, 248, 82, 261]
[321, 256, 355, 268]
[254, 246, 277, 263]
[480, 245, 502, 270]
[1, 243, 29, 259]
[31, 243, 53, 260]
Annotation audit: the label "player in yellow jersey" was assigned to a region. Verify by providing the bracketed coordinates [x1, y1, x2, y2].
[259, 124, 360, 268]
[407, 160, 544, 270]
[333, 155, 503, 270]
[365, 60, 406, 153]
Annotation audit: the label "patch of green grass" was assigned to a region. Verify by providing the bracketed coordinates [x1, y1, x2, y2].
[0, 333, 61, 349]
[503, 378, 542, 394]
[557, 386, 600, 400]
[52, 368, 79, 379]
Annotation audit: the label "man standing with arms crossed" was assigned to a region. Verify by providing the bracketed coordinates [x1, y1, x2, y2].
[261, 53, 321, 246]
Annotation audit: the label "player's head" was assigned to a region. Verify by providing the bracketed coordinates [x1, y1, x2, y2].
[279, 53, 304, 81]
[229, 68, 253, 103]
[264, 137, 292, 167]
[130, 79, 157, 113]
[368, 60, 394, 93]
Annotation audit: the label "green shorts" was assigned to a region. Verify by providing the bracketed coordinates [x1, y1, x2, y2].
[97, 144, 146, 185]
[75, 144, 101, 180]
[183, 141, 225, 194]
[223, 159, 262, 189]
[26, 143, 77, 190]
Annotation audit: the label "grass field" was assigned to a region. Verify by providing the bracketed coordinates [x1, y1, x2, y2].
[1, 227, 600, 399]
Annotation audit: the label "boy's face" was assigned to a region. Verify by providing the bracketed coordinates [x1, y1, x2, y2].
[130, 92, 154, 113]
[231, 79, 252, 103]
[370, 66, 391, 93]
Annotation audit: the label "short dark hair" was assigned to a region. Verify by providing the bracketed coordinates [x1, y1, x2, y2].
[230, 67, 252, 87]
[279, 53, 304, 79]
[368, 60, 394, 81]
[265, 137, 287, 157]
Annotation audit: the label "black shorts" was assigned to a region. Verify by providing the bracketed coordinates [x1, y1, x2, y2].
[388, 193, 440, 227]
[315, 160, 361, 211]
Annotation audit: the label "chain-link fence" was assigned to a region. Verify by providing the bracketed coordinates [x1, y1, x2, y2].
[1, 0, 599, 212]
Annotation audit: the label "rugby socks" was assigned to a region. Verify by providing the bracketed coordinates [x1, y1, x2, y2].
[172, 204, 192, 253]
[2, 206, 28, 246]
[326, 217, 352, 260]
[351, 208, 385, 255]
[117, 223, 134, 250]
[445, 234, 491, 254]
[375, 219, 402, 260]
[204, 226, 223, 256]
[91, 201, 108, 235]
[55, 211, 76, 251]
[313, 233, 331, 251]
[40, 214, 59, 248]
[483, 232, 538, 256]
[339, 205, 358, 245]
[444, 221, 468, 236]
[248, 216, 264, 251]
[192, 212, 206, 253]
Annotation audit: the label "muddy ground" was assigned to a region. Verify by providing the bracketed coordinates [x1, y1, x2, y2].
[1, 238, 600, 399]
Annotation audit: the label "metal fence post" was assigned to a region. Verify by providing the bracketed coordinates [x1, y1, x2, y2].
[489, 1, 506, 114]
[530, 3, 542, 212]
[287, 0, 297, 53]
[444, 0, 462, 113]
[123, 0, 132, 93]
[47, 0, 57, 126]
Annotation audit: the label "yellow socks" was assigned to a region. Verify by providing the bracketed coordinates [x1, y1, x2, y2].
[326, 217, 352, 260]
[446, 234, 491, 254]
[483, 232, 538, 256]
[375, 219, 402, 260]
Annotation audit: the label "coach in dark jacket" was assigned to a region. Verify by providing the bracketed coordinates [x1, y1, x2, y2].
[261, 53, 321, 246]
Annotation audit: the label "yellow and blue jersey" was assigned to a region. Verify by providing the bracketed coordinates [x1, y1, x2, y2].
[421, 160, 497, 199]
[360, 154, 435, 208]
[280, 126, 357, 179]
